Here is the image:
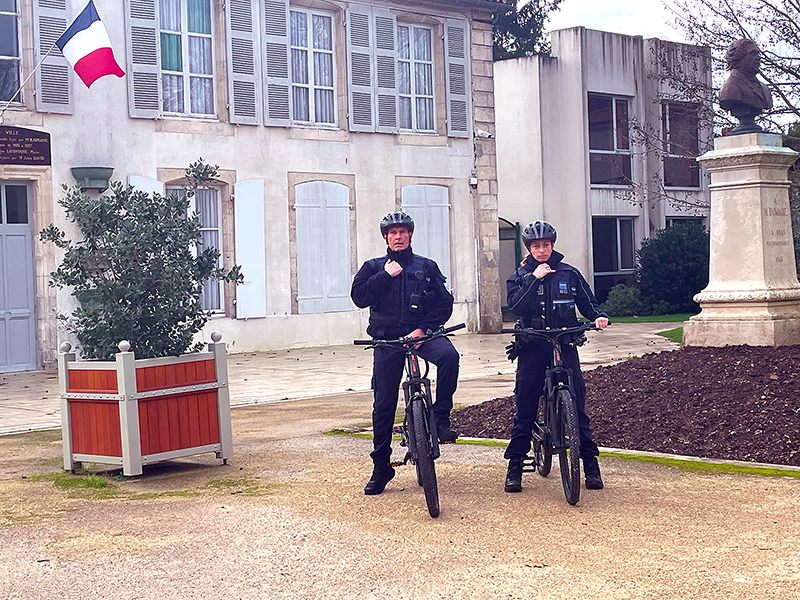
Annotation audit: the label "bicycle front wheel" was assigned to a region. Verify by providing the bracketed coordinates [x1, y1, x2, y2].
[412, 398, 440, 518]
[534, 394, 552, 477]
[556, 389, 581, 505]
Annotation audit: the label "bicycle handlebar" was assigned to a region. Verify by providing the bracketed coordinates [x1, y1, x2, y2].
[501, 321, 601, 341]
[354, 323, 466, 347]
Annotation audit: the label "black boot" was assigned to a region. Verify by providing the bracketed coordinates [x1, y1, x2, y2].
[583, 456, 604, 490]
[437, 420, 458, 443]
[504, 458, 523, 493]
[364, 463, 395, 495]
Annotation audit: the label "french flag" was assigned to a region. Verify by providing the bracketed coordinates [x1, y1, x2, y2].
[56, 1, 125, 88]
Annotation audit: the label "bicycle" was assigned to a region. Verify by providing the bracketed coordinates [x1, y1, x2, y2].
[502, 322, 601, 505]
[355, 323, 466, 517]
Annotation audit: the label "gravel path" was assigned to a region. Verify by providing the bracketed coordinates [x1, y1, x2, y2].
[2, 384, 799, 600]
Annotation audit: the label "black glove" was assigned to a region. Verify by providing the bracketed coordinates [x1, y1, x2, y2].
[505, 341, 521, 362]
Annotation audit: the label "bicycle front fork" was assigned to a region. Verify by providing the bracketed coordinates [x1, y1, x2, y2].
[401, 379, 440, 460]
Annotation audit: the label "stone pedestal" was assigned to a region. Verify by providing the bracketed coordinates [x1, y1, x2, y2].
[683, 133, 800, 347]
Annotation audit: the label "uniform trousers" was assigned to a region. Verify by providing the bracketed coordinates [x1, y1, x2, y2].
[370, 336, 459, 464]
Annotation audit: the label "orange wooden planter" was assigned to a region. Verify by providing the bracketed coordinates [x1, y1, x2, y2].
[58, 334, 233, 476]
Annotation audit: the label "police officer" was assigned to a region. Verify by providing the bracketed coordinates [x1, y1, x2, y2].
[504, 220, 609, 493]
[351, 212, 460, 496]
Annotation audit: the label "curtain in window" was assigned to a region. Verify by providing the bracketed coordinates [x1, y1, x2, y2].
[414, 28, 431, 61]
[195, 188, 221, 310]
[162, 74, 184, 112]
[160, 0, 181, 31]
[312, 14, 330, 50]
[313, 52, 334, 123]
[187, 0, 211, 34]
[188, 34, 214, 114]
[160, 33, 182, 71]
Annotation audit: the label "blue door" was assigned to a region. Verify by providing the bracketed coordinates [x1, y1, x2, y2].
[0, 184, 36, 372]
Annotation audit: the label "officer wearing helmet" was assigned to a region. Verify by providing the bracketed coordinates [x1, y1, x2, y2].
[504, 220, 609, 493]
[351, 211, 460, 495]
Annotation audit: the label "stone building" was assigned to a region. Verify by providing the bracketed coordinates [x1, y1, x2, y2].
[495, 27, 712, 304]
[0, 0, 503, 372]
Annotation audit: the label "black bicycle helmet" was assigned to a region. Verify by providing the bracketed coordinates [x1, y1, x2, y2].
[380, 211, 415, 236]
[521, 220, 557, 245]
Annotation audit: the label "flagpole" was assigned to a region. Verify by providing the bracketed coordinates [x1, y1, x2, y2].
[0, 41, 59, 125]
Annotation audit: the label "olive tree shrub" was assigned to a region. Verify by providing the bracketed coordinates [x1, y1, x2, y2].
[41, 159, 242, 360]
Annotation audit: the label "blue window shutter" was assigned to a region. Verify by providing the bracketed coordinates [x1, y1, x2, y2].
[295, 181, 351, 313]
[401, 185, 451, 282]
[234, 179, 267, 318]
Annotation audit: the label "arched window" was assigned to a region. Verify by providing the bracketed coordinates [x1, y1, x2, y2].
[294, 181, 352, 314]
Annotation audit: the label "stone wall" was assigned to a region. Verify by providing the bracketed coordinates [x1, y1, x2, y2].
[471, 19, 503, 332]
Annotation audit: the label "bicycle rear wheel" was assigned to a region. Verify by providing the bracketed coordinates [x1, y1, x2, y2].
[556, 389, 581, 505]
[412, 398, 440, 517]
[534, 394, 552, 477]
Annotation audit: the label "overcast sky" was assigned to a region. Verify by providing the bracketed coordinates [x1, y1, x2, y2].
[530, 0, 687, 43]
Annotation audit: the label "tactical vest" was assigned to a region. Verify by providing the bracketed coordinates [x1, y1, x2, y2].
[532, 268, 580, 329]
[369, 255, 436, 330]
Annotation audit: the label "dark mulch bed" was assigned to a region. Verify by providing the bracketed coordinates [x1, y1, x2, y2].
[451, 345, 800, 467]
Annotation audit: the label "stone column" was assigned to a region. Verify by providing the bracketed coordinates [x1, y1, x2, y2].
[683, 133, 800, 347]
[471, 19, 502, 333]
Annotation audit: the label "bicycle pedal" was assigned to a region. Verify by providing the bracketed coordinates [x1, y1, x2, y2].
[440, 439, 457, 445]
[390, 460, 404, 467]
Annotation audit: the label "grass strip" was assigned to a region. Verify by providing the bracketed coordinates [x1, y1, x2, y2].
[326, 429, 800, 478]
[610, 314, 694, 323]
[656, 327, 683, 344]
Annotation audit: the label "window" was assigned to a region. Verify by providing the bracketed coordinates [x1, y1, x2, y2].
[588, 93, 631, 186]
[289, 9, 335, 125]
[401, 185, 451, 282]
[662, 102, 700, 188]
[344, 5, 469, 137]
[397, 25, 434, 131]
[592, 217, 635, 302]
[1, 184, 28, 224]
[168, 186, 223, 311]
[159, 0, 215, 116]
[0, 0, 20, 103]
[294, 181, 352, 314]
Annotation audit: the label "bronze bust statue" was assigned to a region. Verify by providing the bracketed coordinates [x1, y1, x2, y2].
[719, 39, 773, 135]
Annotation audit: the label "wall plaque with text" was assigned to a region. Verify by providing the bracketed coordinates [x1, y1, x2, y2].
[0, 126, 52, 166]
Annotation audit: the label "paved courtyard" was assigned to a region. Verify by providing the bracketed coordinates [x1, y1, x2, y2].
[1, 323, 799, 599]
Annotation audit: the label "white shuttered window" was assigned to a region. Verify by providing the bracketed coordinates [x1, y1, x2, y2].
[125, 0, 215, 118]
[295, 181, 352, 314]
[401, 185, 451, 283]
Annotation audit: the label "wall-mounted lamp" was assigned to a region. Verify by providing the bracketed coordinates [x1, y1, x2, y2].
[71, 167, 114, 192]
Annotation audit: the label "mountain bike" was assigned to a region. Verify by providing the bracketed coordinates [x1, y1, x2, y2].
[355, 323, 465, 517]
[503, 322, 600, 505]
